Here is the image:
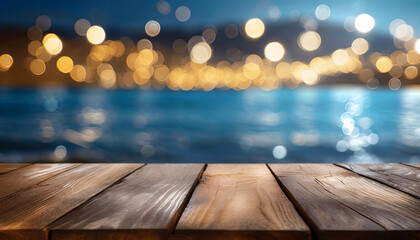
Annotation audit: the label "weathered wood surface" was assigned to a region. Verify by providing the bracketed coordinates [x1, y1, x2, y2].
[49, 164, 204, 240]
[0, 164, 29, 174]
[269, 164, 420, 240]
[338, 163, 420, 198]
[0, 164, 78, 199]
[0, 164, 142, 240]
[175, 164, 310, 240]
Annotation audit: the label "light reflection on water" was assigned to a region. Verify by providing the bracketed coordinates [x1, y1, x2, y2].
[0, 87, 419, 163]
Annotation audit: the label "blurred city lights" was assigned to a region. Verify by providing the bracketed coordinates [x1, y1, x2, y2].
[175, 6, 191, 22]
[190, 42, 212, 64]
[415, 39, 420, 54]
[244, 18, 265, 39]
[0, 54, 13, 71]
[351, 38, 369, 55]
[355, 14, 375, 33]
[264, 42, 285, 62]
[375, 57, 392, 73]
[56, 56, 74, 73]
[74, 19, 91, 36]
[86, 25, 106, 45]
[42, 33, 63, 55]
[315, 4, 330, 21]
[298, 31, 321, 51]
[157, 1, 171, 15]
[145, 20, 161, 37]
[30, 59, 46, 75]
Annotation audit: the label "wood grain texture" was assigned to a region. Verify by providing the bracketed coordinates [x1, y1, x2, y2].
[269, 164, 420, 240]
[175, 164, 310, 240]
[0, 164, 30, 175]
[0, 164, 142, 240]
[338, 163, 420, 198]
[0, 164, 79, 199]
[49, 164, 204, 240]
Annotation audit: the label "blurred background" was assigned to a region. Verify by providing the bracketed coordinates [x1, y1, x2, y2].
[0, 0, 419, 163]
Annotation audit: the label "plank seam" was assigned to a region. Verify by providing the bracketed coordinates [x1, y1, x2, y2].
[266, 164, 318, 240]
[170, 164, 207, 236]
[0, 164, 31, 175]
[400, 162, 420, 170]
[334, 163, 420, 200]
[43, 163, 147, 239]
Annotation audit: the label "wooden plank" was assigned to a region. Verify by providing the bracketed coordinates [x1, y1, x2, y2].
[0, 163, 30, 174]
[0, 164, 79, 199]
[338, 163, 420, 198]
[0, 163, 143, 240]
[175, 164, 310, 240]
[49, 164, 204, 240]
[269, 164, 420, 240]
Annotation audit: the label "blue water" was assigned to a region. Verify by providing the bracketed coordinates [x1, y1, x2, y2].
[0, 87, 419, 163]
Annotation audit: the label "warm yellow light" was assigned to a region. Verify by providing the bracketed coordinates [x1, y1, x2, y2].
[404, 66, 418, 79]
[190, 42, 212, 64]
[245, 18, 265, 39]
[154, 65, 170, 81]
[56, 56, 74, 73]
[70, 65, 87, 82]
[298, 31, 321, 51]
[351, 38, 369, 55]
[0, 54, 13, 70]
[42, 33, 63, 55]
[415, 39, 420, 54]
[394, 24, 413, 41]
[355, 14, 375, 33]
[30, 59, 46, 75]
[301, 69, 319, 85]
[264, 42, 285, 62]
[375, 57, 392, 73]
[243, 62, 260, 79]
[145, 20, 161, 37]
[332, 49, 349, 66]
[86, 25, 106, 45]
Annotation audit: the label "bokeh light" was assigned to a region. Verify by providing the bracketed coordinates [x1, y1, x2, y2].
[74, 19, 91, 36]
[145, 20, 161, 37]
[404, 66, 418, 79]
[190, 42, 212, 64]
[298, 31, 321, 51]
[0, 54, 13, 71]
[244, 18, 265, 39]
[375, 56, 393, 73]
[157, 1, 171, 15]
[175, 6, 191, 22]
[86, 25, 106, 45]
[30, 59, 46, 75]
[70, 65, 87, 82]
[351, 38, 369, 55]
[315, 4, 330, 21]
[415, 39, 420, 54]
[264, 42, 285, 62]
[36, 15, 51, 31]
[42, 33, 63, 55]
[56, 56, 74, 73]
[355, 14, 375, 33]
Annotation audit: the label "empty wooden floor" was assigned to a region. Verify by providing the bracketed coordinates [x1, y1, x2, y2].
[0, 163, 419, 240]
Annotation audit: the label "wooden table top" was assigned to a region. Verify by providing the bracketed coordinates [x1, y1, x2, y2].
[0, 163, 418, 240]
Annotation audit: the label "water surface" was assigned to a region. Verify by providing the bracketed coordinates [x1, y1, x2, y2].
[1, 87, 419, 163]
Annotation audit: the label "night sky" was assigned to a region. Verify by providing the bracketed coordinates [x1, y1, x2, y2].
[1, 0, 420, 35]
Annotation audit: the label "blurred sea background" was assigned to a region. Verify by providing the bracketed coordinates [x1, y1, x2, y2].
[1, 87, 419, 163]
